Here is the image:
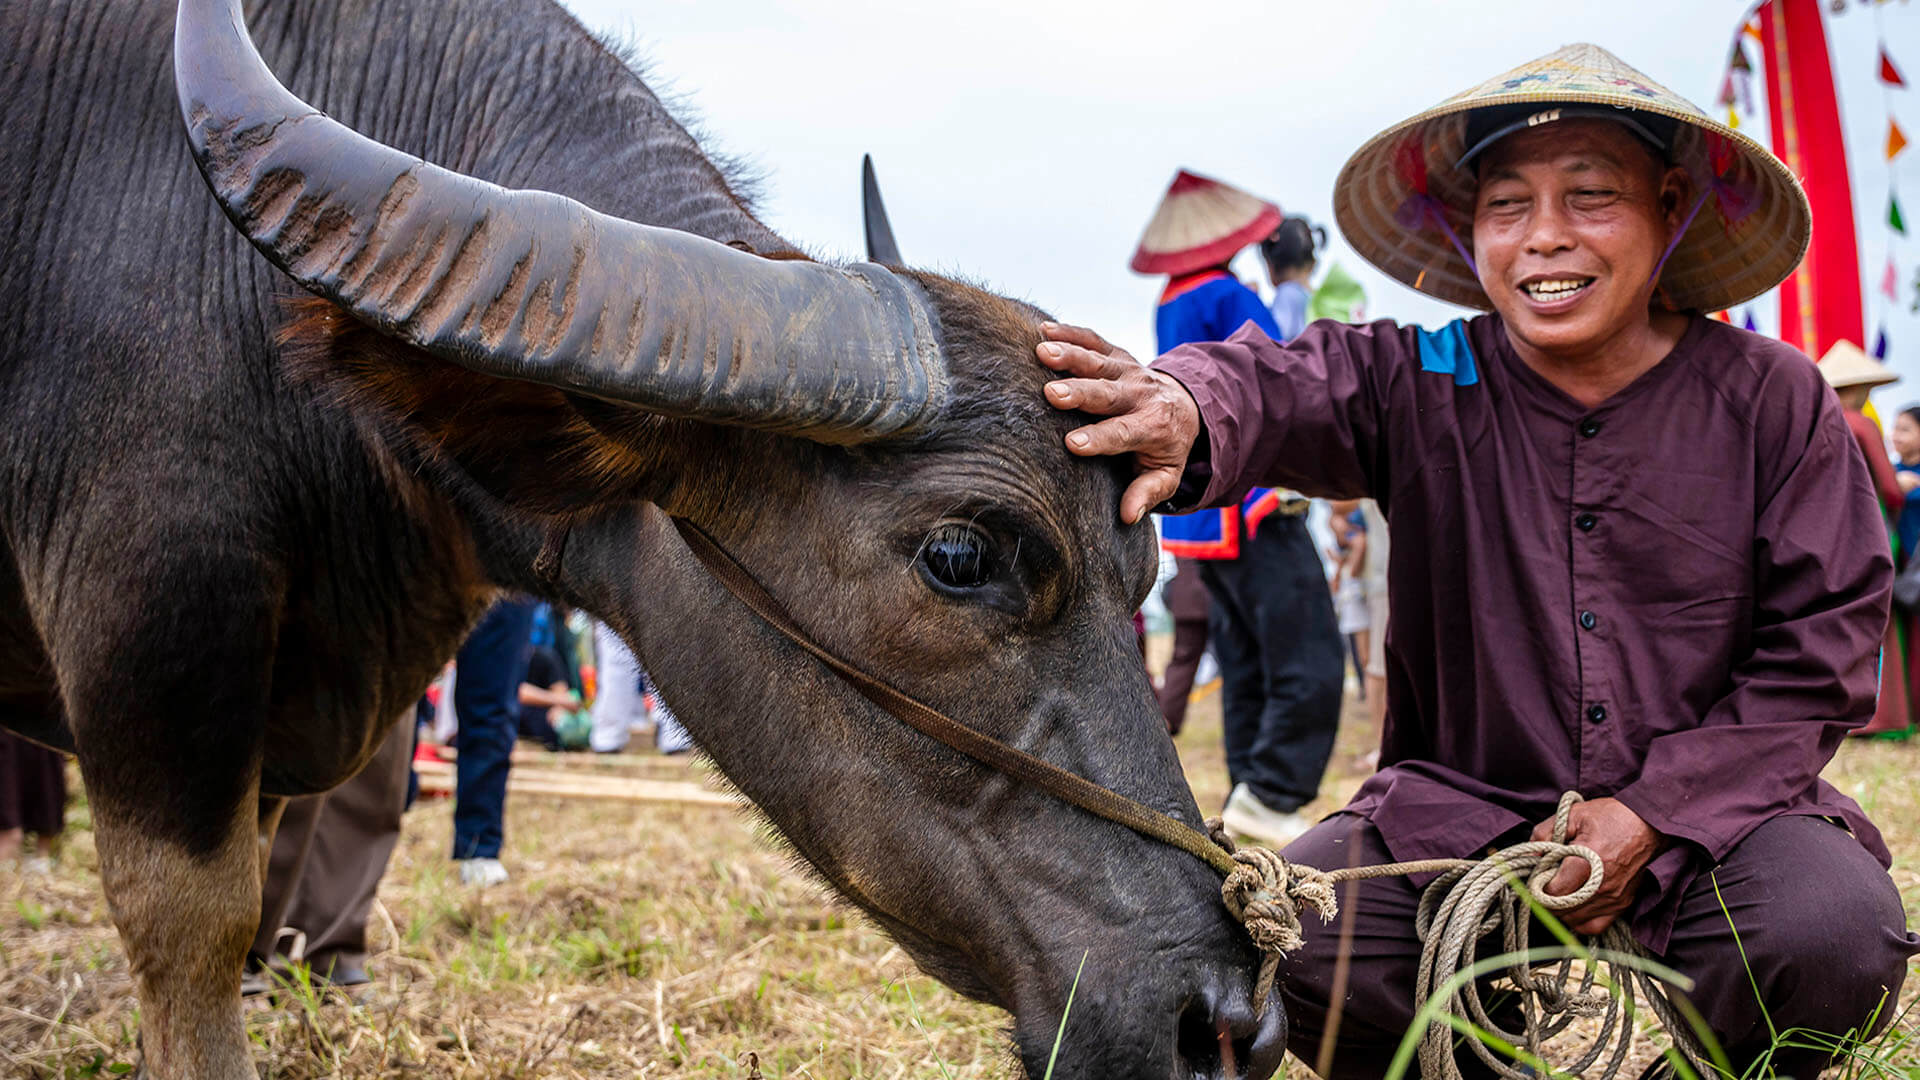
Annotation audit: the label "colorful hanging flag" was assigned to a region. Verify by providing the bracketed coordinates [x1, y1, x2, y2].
[1760, 0, 1864, 358]
[1891, 120, 1910, 161]
[1882, 47, 1907, 88]
[1743, 311, 1759, 333]
[1730, 42, 1753, 73]
[1894, 193, 1908, 234]
[1875, 328, 1889, 359]
[1886, 258, 1902, 300]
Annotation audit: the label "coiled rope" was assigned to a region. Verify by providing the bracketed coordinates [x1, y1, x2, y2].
[1211, 793, 1708, 1079]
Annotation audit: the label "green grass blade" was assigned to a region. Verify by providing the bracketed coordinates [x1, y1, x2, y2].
[1041, 950, 1088, 1080]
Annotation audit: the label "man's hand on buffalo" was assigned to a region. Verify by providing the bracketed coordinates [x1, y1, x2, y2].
[1530, 797, 1665, 935]
[1037, 323, 1201, 525]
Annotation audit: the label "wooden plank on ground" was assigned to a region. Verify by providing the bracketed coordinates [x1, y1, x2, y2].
[413, 763, 734, 808]
[431, 747, 697, 771]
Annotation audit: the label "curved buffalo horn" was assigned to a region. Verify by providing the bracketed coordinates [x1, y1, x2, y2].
[861, 155, 903, 265]
[173, 0, 946, 440]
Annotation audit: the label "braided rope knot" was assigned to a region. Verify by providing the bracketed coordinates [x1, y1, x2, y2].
[1220, 846, 1337, 955]
[1207, 820, 1343, 1013]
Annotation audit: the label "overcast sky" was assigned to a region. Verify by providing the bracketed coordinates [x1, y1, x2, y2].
[558, 1, 1917, 385]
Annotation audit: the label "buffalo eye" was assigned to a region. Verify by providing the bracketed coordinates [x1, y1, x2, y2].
[919, 523, 996, 593]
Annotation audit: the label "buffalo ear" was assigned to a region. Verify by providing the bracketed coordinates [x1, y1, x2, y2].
[279, 298, 664, 515]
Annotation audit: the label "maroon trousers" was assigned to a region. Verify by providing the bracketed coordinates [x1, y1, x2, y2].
[0, 730, 65, 836]
[1279, 813, 1916, 1079]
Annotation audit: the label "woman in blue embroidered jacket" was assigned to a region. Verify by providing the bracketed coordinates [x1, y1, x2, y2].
[1131, 171, 1345, 846]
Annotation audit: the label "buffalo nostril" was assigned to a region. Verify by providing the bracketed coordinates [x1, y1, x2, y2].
[1175, 996, 1224, 1074]
[1175, 990, 1288, 1080]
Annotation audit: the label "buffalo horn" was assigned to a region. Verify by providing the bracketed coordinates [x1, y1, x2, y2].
[861, 155, 904, 265]
[173, 0, 947, 440]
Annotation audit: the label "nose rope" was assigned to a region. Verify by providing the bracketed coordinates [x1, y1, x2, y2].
[668, 518, 1707, 1077]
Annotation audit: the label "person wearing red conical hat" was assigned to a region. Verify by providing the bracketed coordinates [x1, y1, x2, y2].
[1041, 42, 1916, 1077]
[1135, 169, 1284, 354]
[1136, 171, 1342, 851]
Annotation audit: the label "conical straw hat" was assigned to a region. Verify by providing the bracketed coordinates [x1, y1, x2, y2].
[1333, 43, 1809, 312]
[1131, 170, 1282, 277]
[1819, 340, 1900, 389]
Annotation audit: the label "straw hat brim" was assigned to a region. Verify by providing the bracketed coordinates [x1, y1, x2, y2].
[1333, 87, 1810, 313]
[1131, 206, 1282, 276]
[1820, 340, 1901, 389]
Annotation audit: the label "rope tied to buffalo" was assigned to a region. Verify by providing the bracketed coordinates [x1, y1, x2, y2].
[1210, 792, 1709, 1079]
[663, 522, 1709, 1079]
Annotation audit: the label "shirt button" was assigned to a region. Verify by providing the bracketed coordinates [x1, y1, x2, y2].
[1579, 610, 1598, 630]
[1579, 418, 1602, 438]
[1575, 512, 1597, 532]
[1586, 704, 1608, 724]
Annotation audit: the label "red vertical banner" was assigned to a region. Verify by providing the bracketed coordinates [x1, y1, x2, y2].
[1760, 0, 1863, 357]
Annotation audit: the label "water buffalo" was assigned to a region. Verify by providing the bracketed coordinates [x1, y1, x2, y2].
[0, 0, 1283, 1076]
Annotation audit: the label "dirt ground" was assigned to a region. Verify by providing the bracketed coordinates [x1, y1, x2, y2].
[4, 652, 1920, 1078]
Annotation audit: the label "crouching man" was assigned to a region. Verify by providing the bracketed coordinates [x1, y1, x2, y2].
[1040, 44, 1919, 1078]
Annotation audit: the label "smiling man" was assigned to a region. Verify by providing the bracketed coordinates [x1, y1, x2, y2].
[1039, 45, 1920, 1076]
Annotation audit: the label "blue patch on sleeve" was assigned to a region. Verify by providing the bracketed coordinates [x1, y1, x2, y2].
[1416, 321, 1480, 387]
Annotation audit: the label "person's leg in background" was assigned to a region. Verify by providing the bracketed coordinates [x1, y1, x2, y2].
[590, 622, 642, 754]
[1157, 557, 1211, 736]
[644, 667, 693, 754]
[250, 710, 413, 989]
[0, 729, 64, 869]
[1245, 515, 1344, 809]
[1198, 556, 1262, 804]
[452, 597, 535, 885]
[1365, 589, 1389, 736]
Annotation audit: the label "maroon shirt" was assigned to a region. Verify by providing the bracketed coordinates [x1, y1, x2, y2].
[1157, 313, 1892, 951]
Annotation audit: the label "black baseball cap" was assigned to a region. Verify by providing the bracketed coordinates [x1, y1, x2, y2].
[1456, 103, 1679, 171]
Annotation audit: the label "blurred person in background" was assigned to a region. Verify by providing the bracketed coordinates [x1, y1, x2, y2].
[247, 713, 412, 993]
[1261, 215, 1327, 341]
[1133, 171, 1343, 847]
[1894, 405, 1920, 556]
[1325, 499, 1370, 701]
[1359, 497, 1390, 760]
[1822, 342, 1910, 737]
[1154, 559, 1211, 736]
[1895, 405, 1920, 724]
[0, 729, 64, 872]
[450, 597, 536, 887]
[517, 644, 582, 752]
[590, 622, 692, 755]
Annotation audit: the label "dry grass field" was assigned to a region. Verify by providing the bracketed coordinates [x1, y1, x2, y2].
[5, 659, 1920, 1079]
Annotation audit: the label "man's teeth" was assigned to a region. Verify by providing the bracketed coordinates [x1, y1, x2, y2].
[1524, 279, 1593, 301]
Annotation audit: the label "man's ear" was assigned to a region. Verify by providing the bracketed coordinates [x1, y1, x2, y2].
[278, 298, 673, 515]
[1658, 164, 1695, 231]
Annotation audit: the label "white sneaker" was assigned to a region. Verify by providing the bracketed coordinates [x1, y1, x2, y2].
[1220, 784, 1315, 850]
[457, 857, 509, 888]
